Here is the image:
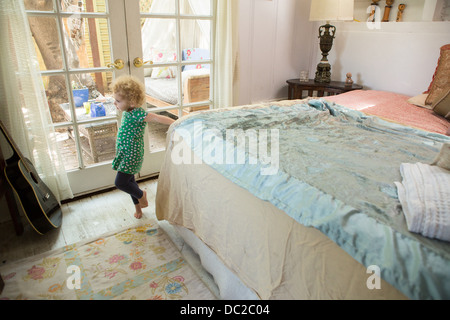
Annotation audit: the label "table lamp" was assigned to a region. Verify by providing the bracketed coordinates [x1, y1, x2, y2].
[310, 0, 354, 83]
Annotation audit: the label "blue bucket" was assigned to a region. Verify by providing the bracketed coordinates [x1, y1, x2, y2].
[73, 88, 89, 107]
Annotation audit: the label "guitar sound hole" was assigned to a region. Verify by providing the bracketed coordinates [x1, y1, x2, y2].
[30, 171, 39, 184]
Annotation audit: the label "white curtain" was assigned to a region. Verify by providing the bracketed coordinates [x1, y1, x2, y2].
[187, 0, 211, 49]
[214, 0, 239, 109]
[141, 0, 211, 61]
[0, 1, 73, 202]
[141, 0, 177, 61]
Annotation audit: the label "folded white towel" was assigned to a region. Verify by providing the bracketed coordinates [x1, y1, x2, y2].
[431, 143, 450, 171]
[395, 162, 450, 242]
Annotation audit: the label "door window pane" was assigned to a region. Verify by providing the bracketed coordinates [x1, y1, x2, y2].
[183, 73, 210, 105]
[56, 125, 78, 171]
[62, 17, 111, 70]
[79, 121, 118, 165]
[147, 111, 177, 153]
[180, 19, 210, 55]
[180, 0, 211, 15]
[140, 0, 175, 14]
[141, 18, 177, 64]
[180, 19, 211, 106]
[141, 18, 179, 108]
[70, 71, 114, 114]
[60, 0, 107, 13]
[24, 0, 54, 11]
[144, 72, 180, 108]
[27, 16, 63, 71]
[41, 75, 69, 124]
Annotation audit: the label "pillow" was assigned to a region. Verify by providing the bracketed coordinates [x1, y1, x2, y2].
[151, 50, 177, 79]
[151, 66, 175, 79]
[424, 44, 450, 93]
[432, 88, 450, 119]
[182, 48, 210, 71]
[425, 44, 450, 105]
[407, 93, 432, 109]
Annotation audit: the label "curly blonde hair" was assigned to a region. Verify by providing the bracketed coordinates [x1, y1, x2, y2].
[111, 75, 146, 108]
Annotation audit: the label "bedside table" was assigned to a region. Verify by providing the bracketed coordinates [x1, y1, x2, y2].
[287, 79, 363, 100]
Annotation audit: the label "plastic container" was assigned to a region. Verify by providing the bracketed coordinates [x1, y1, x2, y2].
[73, 88, 89, 107]
[90, 102, 106, 117]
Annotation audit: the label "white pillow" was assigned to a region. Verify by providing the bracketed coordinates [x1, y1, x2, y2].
[407, 93, 432, 109]
[151, 50, 177, 79]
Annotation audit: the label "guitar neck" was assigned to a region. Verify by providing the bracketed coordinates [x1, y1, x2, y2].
[0, 120, 28, 165]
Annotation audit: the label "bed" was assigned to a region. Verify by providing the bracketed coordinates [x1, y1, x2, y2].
[155, 93, 449, 300]
[155, 46, 450, 300]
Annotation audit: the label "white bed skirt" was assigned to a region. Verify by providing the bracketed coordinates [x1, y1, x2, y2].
[173, 225, 259, 300]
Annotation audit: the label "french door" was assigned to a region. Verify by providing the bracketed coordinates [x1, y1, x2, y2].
[25, 0, 214, 197]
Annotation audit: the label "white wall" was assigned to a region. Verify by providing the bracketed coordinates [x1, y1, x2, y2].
[313, 21, 450, 96]
[237, 0, 450, 104]
[237, 0, 314, 105]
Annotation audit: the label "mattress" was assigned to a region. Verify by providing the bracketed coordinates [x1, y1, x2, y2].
[144, 77, 178, 105]
[156, 98, 450, 299]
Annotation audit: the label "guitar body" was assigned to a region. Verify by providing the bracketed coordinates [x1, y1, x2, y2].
[1, 121, 62, 235]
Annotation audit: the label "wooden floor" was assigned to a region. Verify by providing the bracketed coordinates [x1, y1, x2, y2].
[0, 178, 219, 298]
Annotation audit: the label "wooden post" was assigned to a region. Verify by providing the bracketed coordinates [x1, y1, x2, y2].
[382, 0, 395, 22]
[396, 4, 406, 22]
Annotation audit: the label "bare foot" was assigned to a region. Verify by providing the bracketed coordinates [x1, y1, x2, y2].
[138, 190, 148, 208]
[134, 204, 143, 219]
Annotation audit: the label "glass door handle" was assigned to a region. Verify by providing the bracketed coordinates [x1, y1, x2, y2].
[133, 57, 153, 68]
[106, 59, 125, 70]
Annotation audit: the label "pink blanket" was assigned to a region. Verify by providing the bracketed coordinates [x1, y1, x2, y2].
[325, 90, 449, 136]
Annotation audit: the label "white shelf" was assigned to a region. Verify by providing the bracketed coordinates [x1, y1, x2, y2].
[354, 0, 448, 22]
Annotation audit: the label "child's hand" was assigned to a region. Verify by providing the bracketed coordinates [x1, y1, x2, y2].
[145, 112, 175, 125]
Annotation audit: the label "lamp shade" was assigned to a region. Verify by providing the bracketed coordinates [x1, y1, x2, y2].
[310, 0, 354, 22]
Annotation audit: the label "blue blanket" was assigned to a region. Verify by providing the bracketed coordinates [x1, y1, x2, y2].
[172, 99, 450, 299]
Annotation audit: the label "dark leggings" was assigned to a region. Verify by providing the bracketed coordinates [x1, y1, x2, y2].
[114, 171, 143, 205]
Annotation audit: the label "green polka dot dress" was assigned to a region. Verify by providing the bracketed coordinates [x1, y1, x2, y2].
[112, 107, 147, 174]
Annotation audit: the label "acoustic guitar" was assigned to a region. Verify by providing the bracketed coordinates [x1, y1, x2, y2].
[0, 120, 62, 235]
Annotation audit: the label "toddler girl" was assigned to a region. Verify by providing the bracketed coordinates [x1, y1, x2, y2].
[111, 75, 175, 219]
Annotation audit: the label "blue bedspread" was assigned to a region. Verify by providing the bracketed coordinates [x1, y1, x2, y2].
[172, 99, 450, 299]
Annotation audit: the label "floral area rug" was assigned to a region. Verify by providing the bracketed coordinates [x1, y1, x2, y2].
[0, 219, 216, 300]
